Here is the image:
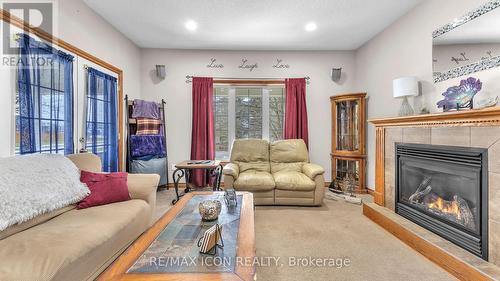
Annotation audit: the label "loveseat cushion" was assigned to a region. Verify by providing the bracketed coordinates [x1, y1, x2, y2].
[0, 200, 150, 281]
[270, 139, 309, 163]
[237, 161, 271, 173]
[234, 171, 275, 191]
[230, 139, 269, 163]
[270, 162, 303, 174]
[273, 171, 316, 191]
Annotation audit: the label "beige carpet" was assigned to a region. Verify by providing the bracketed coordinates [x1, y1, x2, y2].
[154, 190, 456, 281]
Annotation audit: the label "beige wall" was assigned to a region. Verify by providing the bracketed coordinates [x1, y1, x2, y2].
[57, 0, 141, 98]
[354, 0, 495, 190]
[0, 0, 141, 157]
[140, 49, 357, 182]
[3, 0, 499, 188]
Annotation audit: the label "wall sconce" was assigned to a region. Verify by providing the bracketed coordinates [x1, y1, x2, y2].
[156, 65, 166, 80]
[331, 68, 342, 82]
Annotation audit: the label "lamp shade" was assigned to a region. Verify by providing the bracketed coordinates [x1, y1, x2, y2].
[393, 77, 419, 98]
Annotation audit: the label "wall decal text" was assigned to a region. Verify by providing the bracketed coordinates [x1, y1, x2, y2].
[272, 58, 290, 69]
[207, 58, 224, 68]
[481, 51, 493, 60]
[451, 52, 469, 65]
[238, 59, 258, 72]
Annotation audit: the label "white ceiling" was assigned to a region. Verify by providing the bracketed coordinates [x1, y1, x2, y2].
[83, 0, 422, 51]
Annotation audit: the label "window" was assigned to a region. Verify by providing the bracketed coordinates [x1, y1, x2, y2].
[213, 86, 285, 160]
[11, 34, 122, 167]
[16, 34, 74, 155]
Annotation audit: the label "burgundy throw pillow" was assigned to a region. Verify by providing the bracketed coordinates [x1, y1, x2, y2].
[78, 171, 130, 209]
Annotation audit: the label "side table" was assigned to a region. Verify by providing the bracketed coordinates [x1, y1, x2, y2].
[171, 160, 222, 204]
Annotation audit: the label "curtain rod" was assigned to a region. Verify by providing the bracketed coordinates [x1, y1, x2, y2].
[185, 75, 310, 84]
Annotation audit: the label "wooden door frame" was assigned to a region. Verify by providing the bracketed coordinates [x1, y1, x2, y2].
[0, 9, 125, 171]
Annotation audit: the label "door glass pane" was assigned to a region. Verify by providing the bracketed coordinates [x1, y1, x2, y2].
[336, 100, 359, 151]
[335, 159, 360, 183]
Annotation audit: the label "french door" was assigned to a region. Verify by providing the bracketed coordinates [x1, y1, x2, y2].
[76, 58, 119, 172]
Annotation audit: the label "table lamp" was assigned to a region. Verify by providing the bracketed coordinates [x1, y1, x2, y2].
[393, 77, 419, 116]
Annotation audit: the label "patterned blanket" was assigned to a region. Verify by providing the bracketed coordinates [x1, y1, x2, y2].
[130, 135, 166, 158]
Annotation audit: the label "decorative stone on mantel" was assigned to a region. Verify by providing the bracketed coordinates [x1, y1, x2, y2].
[367, 106, 500, 276]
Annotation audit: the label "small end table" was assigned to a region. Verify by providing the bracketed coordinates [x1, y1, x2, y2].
[171, 160, 222, 204]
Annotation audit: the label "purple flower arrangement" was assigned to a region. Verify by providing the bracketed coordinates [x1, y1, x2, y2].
[437, 77, 482, 111]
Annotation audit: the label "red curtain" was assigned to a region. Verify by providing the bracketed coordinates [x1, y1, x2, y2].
[284, 78, 309, 147]
[190, 77, 215, 187]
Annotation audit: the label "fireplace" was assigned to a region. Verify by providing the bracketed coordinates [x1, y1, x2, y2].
[395, 143, 488, 260]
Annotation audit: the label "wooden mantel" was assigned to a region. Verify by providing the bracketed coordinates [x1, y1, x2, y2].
[369, 106, 500, 127]
[368, 106, 500, 206]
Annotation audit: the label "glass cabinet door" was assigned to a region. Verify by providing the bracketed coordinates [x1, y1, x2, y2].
[335, 158, 360, 185]
[336, 99, 359, 151]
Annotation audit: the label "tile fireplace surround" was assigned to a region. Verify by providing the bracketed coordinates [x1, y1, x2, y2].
[366, 107, 500, 281]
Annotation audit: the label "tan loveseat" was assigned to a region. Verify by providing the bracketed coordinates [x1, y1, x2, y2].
[0, 153, 159, 281]
[223, 139, 325, 206]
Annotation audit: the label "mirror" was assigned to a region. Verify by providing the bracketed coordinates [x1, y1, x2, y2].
[433, 1, 500, 83]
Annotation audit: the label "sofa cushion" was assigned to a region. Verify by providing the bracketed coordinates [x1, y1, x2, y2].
[234, 171, 275, 191]
[0, 205, 75, 241]
[230, 139, 269, 163]
[270, 139, 309, 163]
[0, 200, 150, 281]
[273, 171, 316, 191]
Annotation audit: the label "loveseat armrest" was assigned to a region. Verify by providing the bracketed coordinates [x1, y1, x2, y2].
[302, 163, 325, 180]
[223, 163, 239, 180]
[127, 174, 159, 224]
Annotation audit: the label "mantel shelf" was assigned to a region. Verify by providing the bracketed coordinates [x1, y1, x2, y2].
[368, 106, 500, 127]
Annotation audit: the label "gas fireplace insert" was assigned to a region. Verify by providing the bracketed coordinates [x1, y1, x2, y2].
[395, 143, 488, 260]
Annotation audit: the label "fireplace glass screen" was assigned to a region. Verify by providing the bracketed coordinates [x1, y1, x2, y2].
[398, 158, 480, 234]
[396, 143, 487, 259]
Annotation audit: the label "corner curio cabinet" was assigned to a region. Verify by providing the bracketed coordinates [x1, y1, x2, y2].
[330, 93, 367, 193]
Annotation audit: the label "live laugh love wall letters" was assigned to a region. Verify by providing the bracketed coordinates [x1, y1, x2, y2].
[205, 58, 290, 71]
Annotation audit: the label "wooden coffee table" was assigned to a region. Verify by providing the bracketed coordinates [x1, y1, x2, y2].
[98, 192, 255, 281]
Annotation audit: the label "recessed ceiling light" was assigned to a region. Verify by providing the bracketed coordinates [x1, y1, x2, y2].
[305, 22, 317, 32]
[185, 20, 198, 31]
